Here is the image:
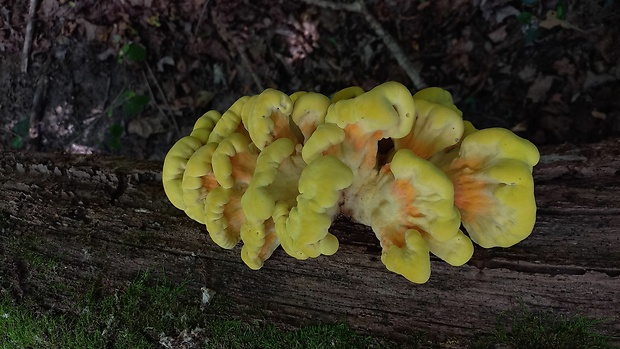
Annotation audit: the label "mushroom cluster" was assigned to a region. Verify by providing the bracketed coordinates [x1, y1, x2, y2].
[162, 82, 539, 283]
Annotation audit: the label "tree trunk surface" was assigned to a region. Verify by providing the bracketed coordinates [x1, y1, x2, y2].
[1, 140, 619, 345]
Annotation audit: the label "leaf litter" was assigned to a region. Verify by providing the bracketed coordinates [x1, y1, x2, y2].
[0, 0, 619, 157]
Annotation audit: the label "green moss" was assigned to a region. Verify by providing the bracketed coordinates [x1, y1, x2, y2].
[201, 320, 389, 349]
[0, 273, 399, 349]
[2, 272, 617, 349]
[0, 273, 199, 348]
[470, 306, 618, 349]
[19, 248, 59, 271]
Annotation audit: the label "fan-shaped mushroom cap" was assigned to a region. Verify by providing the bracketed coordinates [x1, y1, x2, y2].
[282, 155, 353, 259]
[290, 92, 331, 142]
[423, 229, 474, 267]
[208, 96, 250, 144]
[331, 86, 365, 103]
[381, 229, 431, 284]
[394, 87, 465, 160]
[239, 138, 306, 269]
[241, 89, 296, 150]
[181, 142, 219, 223]
[344, 149, 461, 282]
[162, 136, 204, 210]
[326, 81, 415, 139]
[190, 110, 221, 143]
[439, 128, 540, 248]
[203, 133, 258, 248]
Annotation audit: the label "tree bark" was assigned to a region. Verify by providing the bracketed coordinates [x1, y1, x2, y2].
[1, 140, 619, 345]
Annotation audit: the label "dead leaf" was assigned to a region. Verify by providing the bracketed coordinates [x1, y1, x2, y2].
[156, 56, 175, 72]
[526, 75, 554, 103]
[479, 0, 513, 21]
[518, 65, 537, 82]
[488, 25, 507, 43]
[541, 94, 569, 115]
[127, 116, 165, 138]
[417, 1, 431, 10]
[539, 11, 585, 32]
[494, 6, 520, 24]
[172, 96, 194, 109]
[96, 48, 116, 61]
[76, 18, 105, 41]
[552, 58, 575, 77]
[583, 71, 617, 90]
[548, 93, 564, 104]
[591, 110, 607, 120]
[176, 58, 187, 74]
[593, 29, 616, 62]
[195, 91, 214, 109]
[41, 0, 59, 18]
[511, 121, 528, 132]
[202, 39, 230, 61]
[180, 81, 193, 94]
[539, 11, 562, 29]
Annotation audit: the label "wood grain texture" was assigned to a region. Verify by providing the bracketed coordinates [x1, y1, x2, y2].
[1, 140, 619, 345]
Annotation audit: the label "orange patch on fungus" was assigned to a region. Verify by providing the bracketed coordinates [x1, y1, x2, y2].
[379, 226, 406, 249]
[270, 111, 297, 142]
[344, 124, 382, 150]
[223, 194, 245, 232]
[402, 137, 435, 159]
[447, 158, 495, 223]
[230, 152, 256, 184]
[341, 125, 383, 169]
[258, 229, 279, 260]
[201, 174, 219, 191]
[391, 178, 422, 219]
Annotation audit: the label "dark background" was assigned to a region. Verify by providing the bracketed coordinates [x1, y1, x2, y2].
[1, 0, 619, 160]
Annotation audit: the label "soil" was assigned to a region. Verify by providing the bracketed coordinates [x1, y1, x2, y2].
[1, 0, 620, 160]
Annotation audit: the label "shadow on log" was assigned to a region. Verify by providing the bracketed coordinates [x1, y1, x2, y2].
[1, 140, 619, 345]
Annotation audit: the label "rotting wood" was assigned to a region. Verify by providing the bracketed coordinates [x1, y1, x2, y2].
[1, 140, 619, 345]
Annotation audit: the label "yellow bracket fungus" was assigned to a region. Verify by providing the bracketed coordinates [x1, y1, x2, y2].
[284, 155, 353, 259]
[162, 81, 540, 283]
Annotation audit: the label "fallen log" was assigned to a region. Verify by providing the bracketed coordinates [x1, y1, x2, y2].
[1, 139, 619, 345]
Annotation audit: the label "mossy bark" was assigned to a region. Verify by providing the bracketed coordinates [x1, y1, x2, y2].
[1, 141, 619, 345]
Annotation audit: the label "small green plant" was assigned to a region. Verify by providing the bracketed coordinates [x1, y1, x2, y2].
[118, 43, 147, 64]
[98, 42, 150, 151]
[555, 0, 567, 20]
[10, 118, 29, 149]
[106, 123, 124, 150]
[103, 90, 149, 150]
[517, 11, 533, 24]
[119, 90, 150, 117]
[104, 90, 150, 118]
[523, 26, 539, 44]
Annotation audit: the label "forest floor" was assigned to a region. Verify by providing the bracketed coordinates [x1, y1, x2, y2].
[1, 0, 619, 160]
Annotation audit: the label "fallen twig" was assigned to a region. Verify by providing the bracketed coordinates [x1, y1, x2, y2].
[144, 64, 181, 139]
[64, 77, 120, 149]
[299, 0, 426, 89]
[234, 38, 265, 92]
[211, 7, 264, 92]
[193, 0, 211, 38]
[28, 76, 48, 142]
[22, 0, 40, 73]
